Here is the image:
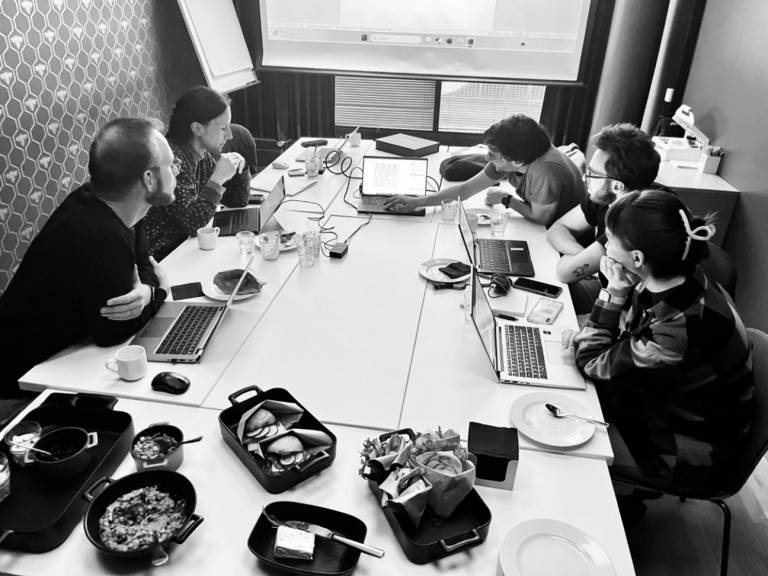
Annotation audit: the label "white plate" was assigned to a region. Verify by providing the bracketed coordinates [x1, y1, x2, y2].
[254, 238, 297, 252]
[499, 519, 616, 576]
[509, 392, 596, 448]
[202, 282, 261, 302]
[466, 207, 494, 225]
[418, 258, 470, 284]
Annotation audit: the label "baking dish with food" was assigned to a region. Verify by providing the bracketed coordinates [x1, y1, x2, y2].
[130, 423, 186, 472]
[82, 469, 203, 566]
[0, 393, 133, 552]
[25, 426, 99, 479]
[218, 385, 337, 494]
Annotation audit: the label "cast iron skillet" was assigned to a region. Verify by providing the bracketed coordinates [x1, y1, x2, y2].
[82, 470, 203, 566]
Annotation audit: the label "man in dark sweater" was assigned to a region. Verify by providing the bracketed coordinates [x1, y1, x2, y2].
[0, 118, 176, 397]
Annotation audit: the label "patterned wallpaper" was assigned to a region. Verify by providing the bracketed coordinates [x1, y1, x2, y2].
[0, 0, 203, 292]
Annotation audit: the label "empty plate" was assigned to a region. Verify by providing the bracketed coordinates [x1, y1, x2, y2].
[418, 258, 470, 284]
[499, 519, 616, 576]
[509, 392, 596, 448]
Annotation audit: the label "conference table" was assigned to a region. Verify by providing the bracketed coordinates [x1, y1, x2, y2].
[7, 137, 635, 575]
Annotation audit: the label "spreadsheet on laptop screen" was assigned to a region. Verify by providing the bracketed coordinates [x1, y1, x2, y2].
[361, 157, 427, 197]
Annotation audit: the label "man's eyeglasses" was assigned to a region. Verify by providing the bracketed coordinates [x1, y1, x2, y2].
[582, 170, 614, 184]
[486, 149, 503, 162]
[149, 158, 182, 177]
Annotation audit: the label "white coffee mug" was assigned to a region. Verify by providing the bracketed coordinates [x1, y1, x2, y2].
[105, 345, 147, 381]
[197, 226, 220, 250]
[346, 131, 361, 147]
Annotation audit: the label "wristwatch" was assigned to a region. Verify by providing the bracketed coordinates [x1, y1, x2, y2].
[501, 194, 512, 209]
[598, 288, 626, 305]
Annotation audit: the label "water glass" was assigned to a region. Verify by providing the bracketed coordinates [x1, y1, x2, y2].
[490, 208, 507, 237]
[465, 212, 479, 233]
[298, 231, 320, 268]
[441, 199, 458, 224]
[259, 232, 281, 260]
[0, 453, 10, 503]
[305, 156, 321, 178]
[4, 420, 41, 466]
[236, 230, 255, 255]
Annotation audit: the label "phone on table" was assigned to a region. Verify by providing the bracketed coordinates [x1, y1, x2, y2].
[512, 277, 563, 298]
[170, 282, 204, 301]
[287, 168, 305, 177]
[527, 297, 564, 324]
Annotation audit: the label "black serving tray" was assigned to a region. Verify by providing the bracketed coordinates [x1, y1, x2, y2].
[219, 386, 336, 494]
[365, 428, 491, 564]
[0, 393, 134, 552]
[248, 501, 367, 576]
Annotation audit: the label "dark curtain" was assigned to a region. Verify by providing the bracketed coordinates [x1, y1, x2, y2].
[229, 0, 335, 141]
[539, 0, 615, 149]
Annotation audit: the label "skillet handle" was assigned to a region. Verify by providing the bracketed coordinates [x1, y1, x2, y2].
[71, 393, 118, 411]
[82, 476, 112, 502]
[294, 450, 330, 473]
[227, 386, 264, 406]
[0, 529, 14, 545]
[151, 544, 169, 567]
[378, 428, 416, 442]
[440, 529, 481, 552]
[172, 514, 204, 544]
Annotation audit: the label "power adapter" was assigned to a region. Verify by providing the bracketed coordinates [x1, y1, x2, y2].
[329, 241, 349, 259]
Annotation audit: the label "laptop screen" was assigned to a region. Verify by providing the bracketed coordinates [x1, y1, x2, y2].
[361, 156, 428, 197]
[457, 202, 475, 264]
[259, 176, 286, 230]
[470, 269, 498, 372]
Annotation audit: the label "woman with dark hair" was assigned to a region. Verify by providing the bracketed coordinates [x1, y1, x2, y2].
[567, 189, 754, 512]
[384, 114, 585, 227]
[143, 86, 249, 260]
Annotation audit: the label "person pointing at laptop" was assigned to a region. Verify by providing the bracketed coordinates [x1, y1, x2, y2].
[384, 114, 585, 227]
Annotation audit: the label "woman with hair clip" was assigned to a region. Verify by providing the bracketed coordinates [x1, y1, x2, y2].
[565, 189, 754, 518]
[143, 85, 248, 260]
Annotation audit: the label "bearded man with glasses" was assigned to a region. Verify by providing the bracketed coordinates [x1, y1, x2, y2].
[546, 123, 663, 314]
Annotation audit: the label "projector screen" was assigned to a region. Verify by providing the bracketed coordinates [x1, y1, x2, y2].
[257, 0, 594, 83]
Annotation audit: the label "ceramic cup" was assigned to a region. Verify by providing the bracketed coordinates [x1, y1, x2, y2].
[197, 226, 220, 250]
[346, 132, 361, 147]
[105, 345, 147, 381]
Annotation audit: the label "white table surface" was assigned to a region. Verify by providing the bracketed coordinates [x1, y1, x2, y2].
[400, 197, 614, 463]
[656, 160, 737, 192]
[203, 216, 439, 430]
[0, 392, 634, 576]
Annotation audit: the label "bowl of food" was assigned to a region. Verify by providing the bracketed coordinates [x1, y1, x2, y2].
[130, 423, 186, 472]
[82, 470, 203, 566]
[27, 426, 99, 479]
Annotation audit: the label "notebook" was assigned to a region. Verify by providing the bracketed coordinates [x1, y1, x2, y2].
[213, 176, 285, 236]
[131, 256, 255, 363]
[470, 269, 585, 390]
[357, 156, 428, 216]
[458, 201, 534, 276]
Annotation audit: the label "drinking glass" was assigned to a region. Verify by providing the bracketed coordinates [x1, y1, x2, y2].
[298, 231, 320, 267]
[259, 232, 281, 260]
[305, 156, 321, 178]
[236, 230, 255, 255]
[490, 208, 507, 237]
[441, 200, 458, 224]
[4, 420, 41, 466]
[0, 453, 10, 503]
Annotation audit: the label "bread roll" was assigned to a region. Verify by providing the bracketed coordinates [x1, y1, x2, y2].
[245, 408, 275, 433]
[267, 435, 303, 454]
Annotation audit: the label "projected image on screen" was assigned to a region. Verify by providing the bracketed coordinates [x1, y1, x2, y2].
[260, 0, 592, 82]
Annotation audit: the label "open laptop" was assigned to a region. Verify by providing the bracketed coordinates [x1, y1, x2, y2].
[213, 176, 285, 236]
[470, 268, 585, 390]
[458, 201, 534, 276]
[131, 256, 255, 363]
[357, 156, 428, 216]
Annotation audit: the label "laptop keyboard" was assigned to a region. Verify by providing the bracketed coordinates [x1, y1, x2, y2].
[364, 196, 389, 206]
[156, 305, 222, 356]
[503, 325, 548, 380]
[477, 239, 512, 273]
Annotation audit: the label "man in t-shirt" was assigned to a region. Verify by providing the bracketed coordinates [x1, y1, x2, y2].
[384, 115, 585, 227]
[0, 118, 176, 398]
[546, 123, 661, 313]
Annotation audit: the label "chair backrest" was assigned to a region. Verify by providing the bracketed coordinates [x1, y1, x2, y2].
[700, 242, 738, 299]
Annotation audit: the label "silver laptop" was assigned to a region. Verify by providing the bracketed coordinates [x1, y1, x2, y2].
[214, 176, 285, 236]
[470, 269, 585, 390]
[458, 201, 535, 276]
[357, 156, 427, 216]
[131, 256, 255, 363]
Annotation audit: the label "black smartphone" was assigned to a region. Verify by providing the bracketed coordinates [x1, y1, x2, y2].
[512, 277, 563, 298]
[170, 282, 203, 300]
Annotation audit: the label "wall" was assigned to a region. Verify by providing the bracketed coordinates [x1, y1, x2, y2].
[0, 0, 203, 293]
[682, 0, 768, 331]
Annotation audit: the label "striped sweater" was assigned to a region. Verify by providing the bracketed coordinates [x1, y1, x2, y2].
[575, 268, 754, 474]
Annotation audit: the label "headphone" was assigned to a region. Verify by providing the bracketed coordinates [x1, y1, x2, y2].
[488, 274, 512, 297]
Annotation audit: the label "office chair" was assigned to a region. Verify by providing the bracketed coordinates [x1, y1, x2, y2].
[700, 242, 738, 300]
[613, 328, 768, 576]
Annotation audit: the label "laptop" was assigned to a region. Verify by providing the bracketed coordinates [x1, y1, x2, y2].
[213, 176, 285, 236]
[469, 268, 585, 390]
[458, 201, 534, 276]
[131, 256, 255, 363]
[357, 156, 428, 216]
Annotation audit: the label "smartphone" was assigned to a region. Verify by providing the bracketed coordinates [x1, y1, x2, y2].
[512, 277, 563, 298]
[170, 282, 203, 301]
[287, 168, 305, 177]
[527, 297, 564, 324]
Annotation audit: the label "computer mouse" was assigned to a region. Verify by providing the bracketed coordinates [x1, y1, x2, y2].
[151, 372, 191, 395]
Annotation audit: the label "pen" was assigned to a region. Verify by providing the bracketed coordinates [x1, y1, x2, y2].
[287, 180, 318, 197]
[494, 313, 519, 321]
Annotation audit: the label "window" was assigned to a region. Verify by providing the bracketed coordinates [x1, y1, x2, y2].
[334, 77, 546, 135]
